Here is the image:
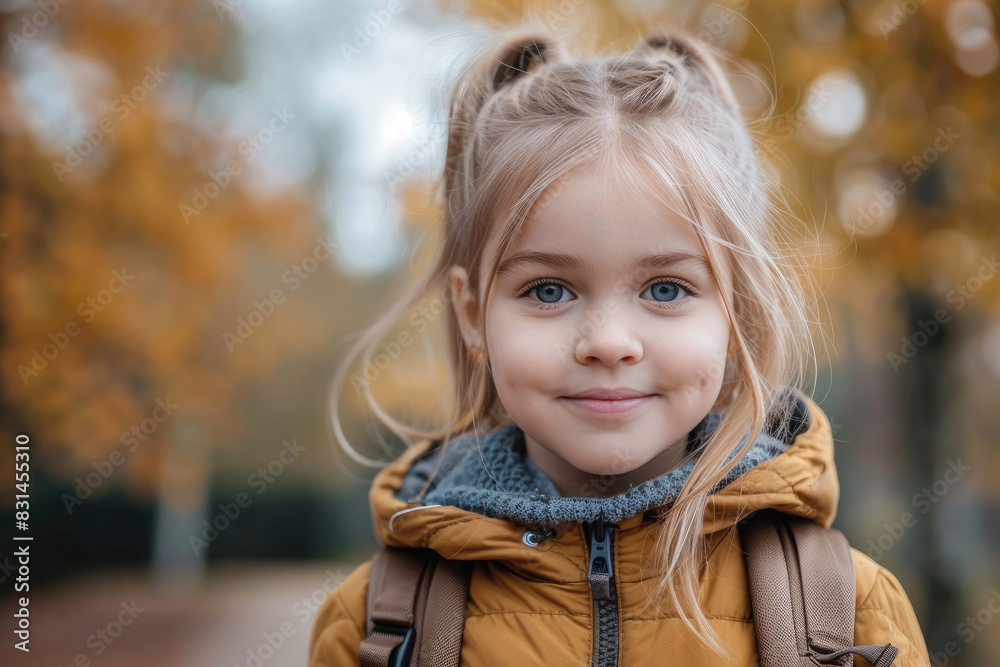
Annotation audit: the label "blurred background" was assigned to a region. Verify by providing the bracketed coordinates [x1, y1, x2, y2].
[0, 0, 997, 665]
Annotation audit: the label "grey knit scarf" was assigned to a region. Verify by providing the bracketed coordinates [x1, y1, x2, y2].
[395, 388, 811, 526]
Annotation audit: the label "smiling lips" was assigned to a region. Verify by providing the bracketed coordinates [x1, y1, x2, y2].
[561, 387, 656, 415]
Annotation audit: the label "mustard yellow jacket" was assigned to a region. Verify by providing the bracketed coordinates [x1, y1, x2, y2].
[309, 396, 930, 666]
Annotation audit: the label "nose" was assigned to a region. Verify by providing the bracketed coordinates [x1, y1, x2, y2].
[573, 307, 644, 366]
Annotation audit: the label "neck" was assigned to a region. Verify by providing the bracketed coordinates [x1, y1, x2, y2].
[524, 434, 693, 498]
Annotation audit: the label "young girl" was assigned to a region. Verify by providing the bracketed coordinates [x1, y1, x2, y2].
[310, 21, 931, 666]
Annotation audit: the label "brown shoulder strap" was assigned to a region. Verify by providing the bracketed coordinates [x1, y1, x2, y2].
[360, 547, 472, 667]
[739, 509, 899, 667]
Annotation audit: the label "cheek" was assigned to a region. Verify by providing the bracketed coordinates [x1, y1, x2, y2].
[486, 308, 564, 393]
[653, 321, 730, 386]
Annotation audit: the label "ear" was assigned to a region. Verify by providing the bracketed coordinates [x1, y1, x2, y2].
[448, 265, 484, 349]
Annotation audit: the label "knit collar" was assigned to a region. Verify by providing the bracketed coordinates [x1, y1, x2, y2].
[395, 388, 811, 527]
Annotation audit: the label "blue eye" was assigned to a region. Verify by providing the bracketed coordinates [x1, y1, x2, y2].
[531, 283, 571, 303]
[520, 280, 574, 305]
[642, 280, 688, 303]
[518, 278, 694, 309]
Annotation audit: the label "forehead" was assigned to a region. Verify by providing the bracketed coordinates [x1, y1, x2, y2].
[489, 163, 707, 275]
[534, 166, 697, 241]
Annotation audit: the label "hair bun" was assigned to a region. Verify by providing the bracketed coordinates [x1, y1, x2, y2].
[637, 28, 744, 122]
[492, 39, 547, 90]
[643, 32, 690, 60]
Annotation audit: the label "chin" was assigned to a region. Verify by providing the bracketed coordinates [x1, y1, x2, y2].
[567, 450, 649, 479]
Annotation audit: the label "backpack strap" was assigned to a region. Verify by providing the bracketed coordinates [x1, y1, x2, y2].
[360, 547, 472, 667]
[739, 509, 899, 667]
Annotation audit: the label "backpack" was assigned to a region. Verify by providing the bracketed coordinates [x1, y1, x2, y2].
[358, 508, 899, 666]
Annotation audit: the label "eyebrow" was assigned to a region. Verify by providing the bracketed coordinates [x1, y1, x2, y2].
[495, 250, 713, 279]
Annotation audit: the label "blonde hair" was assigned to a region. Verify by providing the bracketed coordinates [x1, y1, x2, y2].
[329, 18, 822, 659]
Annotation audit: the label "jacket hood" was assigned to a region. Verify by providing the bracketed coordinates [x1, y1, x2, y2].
[369, 387, 839, 566]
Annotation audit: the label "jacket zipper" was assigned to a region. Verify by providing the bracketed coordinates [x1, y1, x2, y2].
[587, 517, 619, 667]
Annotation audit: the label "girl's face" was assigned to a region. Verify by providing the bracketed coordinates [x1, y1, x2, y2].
[450, 165, 733, 496]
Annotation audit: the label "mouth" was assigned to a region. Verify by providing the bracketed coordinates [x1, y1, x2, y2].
[564, 387, 652, 400]
[559, 389, 657, 416]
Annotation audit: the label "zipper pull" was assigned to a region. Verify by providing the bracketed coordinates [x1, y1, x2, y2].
[587, 517, 615, 601]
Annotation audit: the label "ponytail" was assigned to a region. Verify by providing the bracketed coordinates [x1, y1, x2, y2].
[635, 28, 745, 123]
[444, 27, 555, 216]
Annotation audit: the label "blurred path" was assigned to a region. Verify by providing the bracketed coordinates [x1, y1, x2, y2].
[2, 561, 358, 667]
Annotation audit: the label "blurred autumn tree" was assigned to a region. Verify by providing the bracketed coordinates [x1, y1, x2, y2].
[0, 0, 335, 511]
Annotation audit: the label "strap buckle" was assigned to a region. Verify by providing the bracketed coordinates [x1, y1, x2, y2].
[371, 624, 415, 667]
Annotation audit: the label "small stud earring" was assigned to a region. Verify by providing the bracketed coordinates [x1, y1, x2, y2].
[466, 345, 488, 363]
